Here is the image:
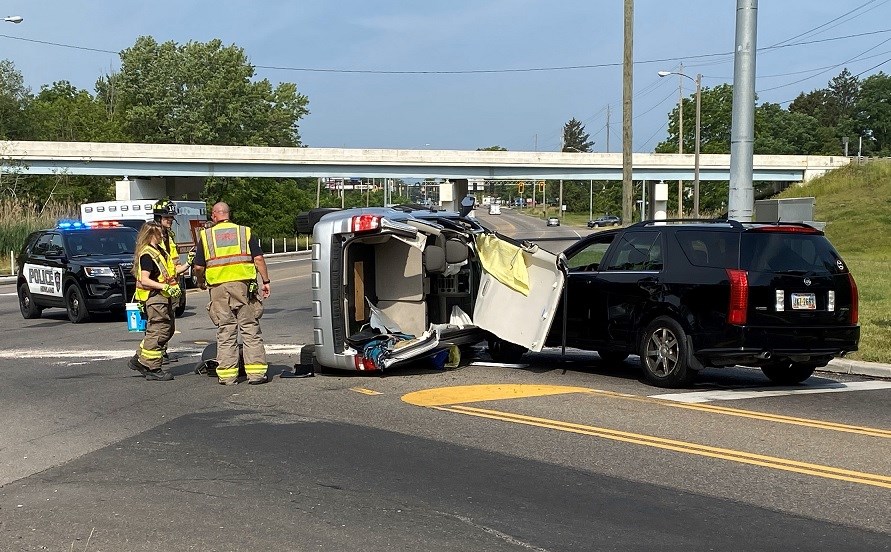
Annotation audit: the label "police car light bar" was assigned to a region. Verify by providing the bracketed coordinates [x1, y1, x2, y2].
[56, 220, 123, 230]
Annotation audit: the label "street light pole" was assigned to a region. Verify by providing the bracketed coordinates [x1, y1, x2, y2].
[693, 73, 701, 218]
[658, 69, 702, 218]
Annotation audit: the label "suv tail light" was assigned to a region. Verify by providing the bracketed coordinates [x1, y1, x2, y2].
[848, 273, 859, 324]
[726, 268, 749, 325]
[749, 225, 819, 234]
[350, 215, 381, 233]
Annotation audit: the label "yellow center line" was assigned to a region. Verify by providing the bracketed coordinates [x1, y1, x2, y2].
[581, 389, 891, 439]
[351, 387, 383, 396]
[438, 404, 891, 490]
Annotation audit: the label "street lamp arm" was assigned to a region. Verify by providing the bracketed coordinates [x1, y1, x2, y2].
[3, 16, 23, 23]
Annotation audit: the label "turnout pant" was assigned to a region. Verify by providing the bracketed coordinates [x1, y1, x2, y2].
[138, 293, 175, 370]
[207, 280, 267, 383]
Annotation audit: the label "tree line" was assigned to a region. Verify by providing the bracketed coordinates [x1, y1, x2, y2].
[542, 68, 889, 217]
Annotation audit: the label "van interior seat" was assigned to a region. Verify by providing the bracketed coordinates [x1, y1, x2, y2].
[445, 239, 469, 264]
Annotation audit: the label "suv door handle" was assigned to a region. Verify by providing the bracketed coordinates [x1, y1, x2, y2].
[639, 278, 659, 292]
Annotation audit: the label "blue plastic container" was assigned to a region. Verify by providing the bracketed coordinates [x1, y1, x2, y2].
[126, 302, 146, 332]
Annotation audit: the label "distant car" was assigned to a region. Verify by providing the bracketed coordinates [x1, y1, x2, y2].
[546, 217, 560, 227]
[588, 215, 622, 228]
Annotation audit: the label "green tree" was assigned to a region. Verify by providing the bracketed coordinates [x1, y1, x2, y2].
[477, 145, 507, 151]
[754, 103, 828, 155]
[0, 60, 31, 139]
[854, 72, 891, 156]
[657, 83, 734, 154]
[561, 118, 593, 152]
[115, 36, 309, 146]
[25, 81, 118, 142]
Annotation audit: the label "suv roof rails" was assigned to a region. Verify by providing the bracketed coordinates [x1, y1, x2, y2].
[630, 218, 745, 229]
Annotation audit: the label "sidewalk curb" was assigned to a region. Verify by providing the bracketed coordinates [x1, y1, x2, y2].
[823, 358, 891, 379]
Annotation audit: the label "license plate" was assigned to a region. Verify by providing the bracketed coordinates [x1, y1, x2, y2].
[791, 293, 816, 310]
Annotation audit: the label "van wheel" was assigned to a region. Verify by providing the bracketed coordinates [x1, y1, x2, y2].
[488, 338, 527, 364]
[597, 350, 628, 365]
[761, 361, 816, 385]
[18, 283, 42, 319]
[65, 284, 90, 323]
[639, 316, 694, 387]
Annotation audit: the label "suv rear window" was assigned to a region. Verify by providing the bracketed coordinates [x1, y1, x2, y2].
[675, 230, 737, 268]
[740, 232, 842, 274]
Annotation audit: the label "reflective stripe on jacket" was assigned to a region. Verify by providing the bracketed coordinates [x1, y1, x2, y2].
[134, 245, 178, 302]
[201, 221, 257, 285]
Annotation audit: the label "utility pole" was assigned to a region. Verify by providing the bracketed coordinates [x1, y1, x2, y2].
[621, 0, 634, 225]
[728, 0, 758, 221]
[606, 105, 611, 153]
[677, 63, 684, 218]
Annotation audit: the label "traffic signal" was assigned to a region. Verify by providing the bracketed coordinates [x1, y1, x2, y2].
[538, 180, 545, 193]
[517, 180, 525, 194]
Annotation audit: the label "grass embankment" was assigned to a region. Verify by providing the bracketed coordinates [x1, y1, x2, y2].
[0, 200, 78, 274]
[778, 160, 891, 363]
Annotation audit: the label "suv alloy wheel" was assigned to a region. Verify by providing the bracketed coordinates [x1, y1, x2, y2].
[639, 316, 694, 387]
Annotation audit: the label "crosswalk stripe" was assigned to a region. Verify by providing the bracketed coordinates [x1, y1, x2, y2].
[649, 381, 891, 403]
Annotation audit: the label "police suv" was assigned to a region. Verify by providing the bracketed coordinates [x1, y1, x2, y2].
[16, 221, 144, 323]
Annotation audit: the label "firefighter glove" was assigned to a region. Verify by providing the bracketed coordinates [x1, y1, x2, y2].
[162, 283, 182, 299]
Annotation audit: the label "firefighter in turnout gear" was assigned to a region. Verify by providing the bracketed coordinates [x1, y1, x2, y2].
[192, 202, 271, 385]
[151, 199, 189, 362]
[128, 222, 181, 381]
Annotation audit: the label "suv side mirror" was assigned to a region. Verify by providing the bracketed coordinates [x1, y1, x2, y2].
[459, 195, 476, 217]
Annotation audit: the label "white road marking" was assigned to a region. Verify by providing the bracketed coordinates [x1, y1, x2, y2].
[0, 292, 17, 297]
[649, 381, 891, 403]
[0, 343, 304, 363]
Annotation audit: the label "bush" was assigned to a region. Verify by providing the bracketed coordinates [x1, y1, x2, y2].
[0, 199, 78, 273]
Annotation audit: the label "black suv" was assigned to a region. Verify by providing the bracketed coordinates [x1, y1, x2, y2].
[587, 215, 622, 228]
[547, 220, 859, 387]
[16, 221, 143, 323]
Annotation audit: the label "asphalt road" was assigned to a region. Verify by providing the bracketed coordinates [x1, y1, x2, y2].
[0, 224, 889, 551]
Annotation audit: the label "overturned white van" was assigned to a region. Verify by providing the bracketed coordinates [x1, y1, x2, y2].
[298, 205, 566, 372]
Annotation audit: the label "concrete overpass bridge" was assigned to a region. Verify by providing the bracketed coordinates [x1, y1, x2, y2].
[1, 141, 850, 203]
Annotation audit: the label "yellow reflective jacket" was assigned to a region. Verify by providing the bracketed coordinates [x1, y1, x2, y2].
[201, 221, 257, 285]
[134, 245, 178, 302]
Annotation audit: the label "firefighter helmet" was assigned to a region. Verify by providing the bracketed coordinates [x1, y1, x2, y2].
[152, 199, 177, 220]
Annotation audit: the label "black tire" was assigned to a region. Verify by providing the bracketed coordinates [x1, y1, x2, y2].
[18, 283, 42, 319]
[597, 350, 628, 365]
[639, 316, 694, 387]
[65, 284, 90, 324]
[488, 338, 527, 364]
[760, 361, 816, 385]
[174, 292, 186, 318]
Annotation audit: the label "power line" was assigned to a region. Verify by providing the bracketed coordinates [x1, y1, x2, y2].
[4, 27, 891, 76]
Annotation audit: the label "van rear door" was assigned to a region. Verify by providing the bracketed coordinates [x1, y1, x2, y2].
[471, 237, 565, 351]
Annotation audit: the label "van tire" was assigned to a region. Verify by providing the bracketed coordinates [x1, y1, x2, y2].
[488, 338, 526, 364]
[597, 350, 628, 365]
[639, 316, 694, 387]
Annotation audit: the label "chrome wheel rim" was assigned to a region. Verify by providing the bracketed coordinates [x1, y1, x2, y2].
[68, 291, 80, 317]
[644, 327, 680, 377]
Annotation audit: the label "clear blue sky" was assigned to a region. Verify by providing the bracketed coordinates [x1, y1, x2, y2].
[3, 1, 888, 152]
